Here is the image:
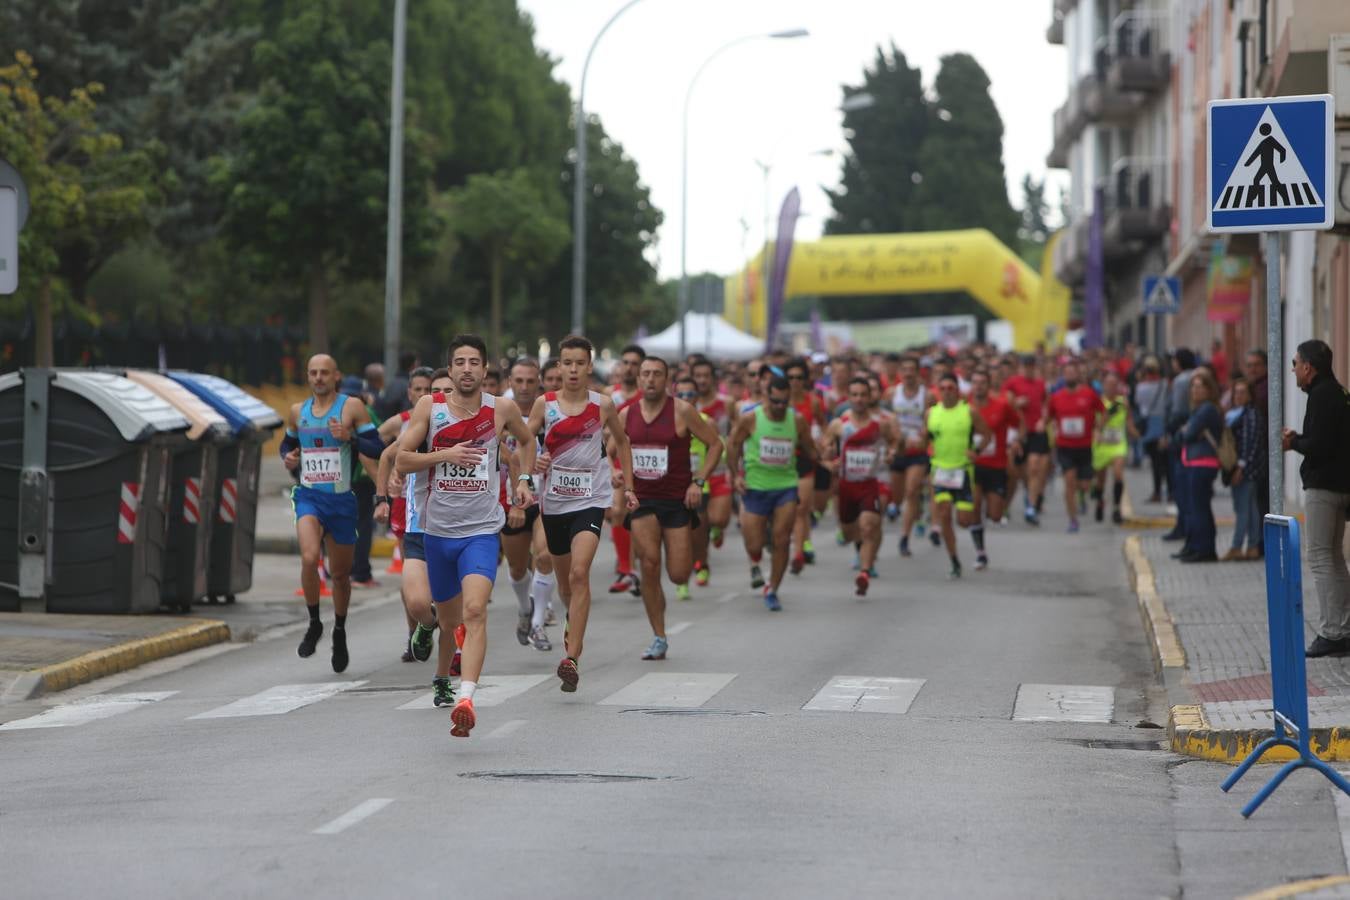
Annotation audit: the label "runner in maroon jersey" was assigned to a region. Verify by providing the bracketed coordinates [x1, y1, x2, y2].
[622, 357, 724, 660]
[1004, 355, 1050, 525]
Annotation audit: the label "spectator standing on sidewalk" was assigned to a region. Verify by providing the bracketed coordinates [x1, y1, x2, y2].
[1133, 355, 1170, 502]
[1222, 378, 1265, 560]
[1173, 369, 1222, 563]
[1161, 348, 1197, 542]
[1282, 340, 1350, 657]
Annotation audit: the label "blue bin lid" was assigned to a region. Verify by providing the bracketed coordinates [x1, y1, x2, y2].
[166, 371, 283, 436]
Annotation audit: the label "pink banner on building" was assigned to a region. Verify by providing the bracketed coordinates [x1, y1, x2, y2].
[1207, 245, 1253, 324]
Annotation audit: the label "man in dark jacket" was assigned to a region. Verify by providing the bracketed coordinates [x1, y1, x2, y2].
[1282, 340, 1350, 657]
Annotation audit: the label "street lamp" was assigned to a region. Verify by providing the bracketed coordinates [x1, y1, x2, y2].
[678, 28, 809, 359]
[382, 0, 408, 377]
[572, 0, 649, 338]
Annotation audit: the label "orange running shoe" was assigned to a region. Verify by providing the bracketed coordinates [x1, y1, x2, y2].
[450, 697, 476, 737]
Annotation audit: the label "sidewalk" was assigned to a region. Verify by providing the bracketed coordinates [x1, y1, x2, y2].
[254, 455, 395, 557]
[1124, 490, 1350, 763]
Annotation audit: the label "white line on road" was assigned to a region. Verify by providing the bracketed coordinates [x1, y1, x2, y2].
[803, 677, 926, 714]
[484, 719, 527, 739]
[1012, 684, 1115, 724]
[598, 673, 736, 708]
[313, 798, 394, 835]
[716, 592, 738, 604]
[396, 675, 550, 710]
[189, 682, 366, 719]
[667, 622, 692, 636]
[0, 691, 178, 731]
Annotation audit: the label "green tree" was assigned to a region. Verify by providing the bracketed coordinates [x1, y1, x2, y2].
[1017, 174, 1051, 271]
[452, 168, 569, 360]
[0, 52, 161, 365]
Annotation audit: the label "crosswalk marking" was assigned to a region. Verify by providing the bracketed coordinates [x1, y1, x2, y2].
[1012, 684, 1114, 723]
[189, 682, 366, 720]
[313, 798, 393, 835]
[0, 691, 177, 731]
[598, 673, 736, 708]
[803, 676, 926, 714]
[396, 675, 550, 710]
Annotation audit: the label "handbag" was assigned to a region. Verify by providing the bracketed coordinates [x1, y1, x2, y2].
[1204, 427, 1239, 472]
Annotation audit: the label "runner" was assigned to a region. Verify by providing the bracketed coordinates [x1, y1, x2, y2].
[886, 356, 932, 557]
[623, 357, 723, 659]
[1046, 358, 1105, 534]
[784, 357, 828, 574]
[725, 375, 818, 611]
[1004, 354, 1050, 525]
[690, 357, 733, 586]
[279, 355, 384, 672]
[395, 335, 536, 738]
[528, 335, 638, 692]
[925, 373, 993, 579]
[1091, 369, 1137, 525]
[820, 377, 898, 596]
[606, 343, 646, 596]
[968, 368, 1020, 570]
[541, 357, 563, 393]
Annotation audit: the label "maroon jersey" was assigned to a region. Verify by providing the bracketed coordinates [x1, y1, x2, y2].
[625, 397, 691, 501]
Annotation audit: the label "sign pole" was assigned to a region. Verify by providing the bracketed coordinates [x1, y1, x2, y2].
[1265, 231, 1282, 516]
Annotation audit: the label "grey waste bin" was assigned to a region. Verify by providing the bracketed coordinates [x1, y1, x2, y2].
[166, 372, 281, 603]
[123, 371, 232, 612]
[0, 369, 188, 613]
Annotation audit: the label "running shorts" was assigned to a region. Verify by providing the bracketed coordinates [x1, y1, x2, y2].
[813, 463, 832, 492]
[838, 481, 881, 525]
[1024, 431, 1051, 455]
[626, 497, 699, 531]
[292, 486, 358, 546]
[390, 496, 407, 539]
[741, 487, 799, 517]
[541, 506, 607, 557]
[932, 468, 974, 512]
[1057, 446, 1094, 480]
[889, 453, 931, 474]
[425, 532, 500, 602]
[707, 473, 733, 499]
[501, 503, 540, 537]
[402, 531, 426, 562]
[973, 465, 1008, 498]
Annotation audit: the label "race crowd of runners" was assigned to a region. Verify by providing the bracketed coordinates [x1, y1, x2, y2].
[279, 334, 1211, 738]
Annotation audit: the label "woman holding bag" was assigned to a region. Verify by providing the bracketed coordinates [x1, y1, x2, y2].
[1174, 371, 1224, 562]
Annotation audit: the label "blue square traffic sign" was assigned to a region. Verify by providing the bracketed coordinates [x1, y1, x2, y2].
[1207, 94, 1333, 233]
[1142, 275, 1180, 315]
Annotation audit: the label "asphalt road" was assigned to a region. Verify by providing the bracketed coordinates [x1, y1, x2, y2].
[2, 495, 1348, 898]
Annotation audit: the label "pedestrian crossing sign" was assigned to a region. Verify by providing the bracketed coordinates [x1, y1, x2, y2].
[1142, 275, 1180, 315]
[1208, 94, 1334, 233]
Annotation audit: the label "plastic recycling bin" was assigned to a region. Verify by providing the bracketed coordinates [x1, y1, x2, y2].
[166, 372, 281, 603]
[122, 371, 232, 612]
[0, 369, 189, 613]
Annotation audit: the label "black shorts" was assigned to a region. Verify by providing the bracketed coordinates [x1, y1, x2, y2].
[813, 463, 832, 491]
[1024, 432, 1050, 455]
[541, 507, 607, 556]
[1057, 446, 1094, 480]
[889, 454, 931, 474]
[403, 531, 426, 562]
[625, 498, 699, 531]
[973, 466, 1008, 497]
[500, 503, 540, 536]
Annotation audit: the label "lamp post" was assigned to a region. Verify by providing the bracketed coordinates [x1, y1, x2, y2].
[572, 0, 649, 338]
[382, 0, 408, 377]
[678, 28, 809, 360]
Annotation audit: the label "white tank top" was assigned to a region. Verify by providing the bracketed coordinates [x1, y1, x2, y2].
[891, 383, 927, 443]
[418, 392, 504, 538]
[398, 414, 422, 535]
[541, 390, 613, 515]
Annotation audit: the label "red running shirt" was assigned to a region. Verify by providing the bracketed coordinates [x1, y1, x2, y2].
[971, 396, 1017, 469]
[1047, 385, 1104, 450]
[1003, 374, 1047, 432]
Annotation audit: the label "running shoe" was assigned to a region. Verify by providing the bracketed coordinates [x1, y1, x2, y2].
[530, 626, 552, 651]
[449, 649, 462, 677]
[949, 559, 962, 580]
[915, 521, 927, 538]
[608, 572, 637, 594]
[929, 531, 941, 548]
[641, 636, 668, 660]
[885, 502, 900, 522]
[899, 535, 911, 558]
[975, 554, 989, 571]
[694, 562, 710, 587]
[1067, 519, 1080, 534]
[867, 566, 879, 578]
[545, 606, 558, 626]
[851, 552, 861, 571]
[450, 697, 476, 738]
[803, 540, 816, 564]
[1078, 493, 1087, 516]
[432, 676, 455, 707]
[835, 528, 848, 546]
[331, 627, 349, 673]
[298, 620, 323, 659]
[410, 622, 435, 662]
[750, 565, 765, 589]
[710, 526, 724, 549]
[1024, 510, 1040, 527]
[763, 589, 782, 612]
[1112, 509, 1124, 525]
[790, 552, 806, 576]
[401, 643, 415, 663]
[675, 583, 691, 601]
[516, 607, 532, 646]
[855, 571, 870, 597]
[557, 656, 580, 692]
[1094, 498, 1105, 523]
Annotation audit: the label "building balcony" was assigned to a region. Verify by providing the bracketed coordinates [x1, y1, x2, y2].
[1104, 14, 1170, 94]
[1047, 3, 1064, 45]
[1053, 163, 1171, 287]
[1053, 0, 1078, 14]
[1259, 1, 1350, 97]
[1080, 71, 1144, 125]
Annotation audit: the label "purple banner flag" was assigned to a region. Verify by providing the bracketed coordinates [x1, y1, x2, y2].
[765, 187, 801, 353]
[809, 307, 823, 351]
[1083, 184, 1105, 350]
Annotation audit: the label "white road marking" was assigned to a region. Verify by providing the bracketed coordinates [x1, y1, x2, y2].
[484, 719, 527, 739]
[1013, 684, 1115, 723]
[189, 682, 365, 719]
[716, 592, 738, 604]
[0, 691, 177, 731]
[598, 673, 736, 708]
[396, 674, 550, 710]
[313, 798, 393, 835]
[667, 622, 692, 635]
[803, 677, 925, 714]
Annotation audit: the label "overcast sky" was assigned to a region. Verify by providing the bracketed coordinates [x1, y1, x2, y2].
[520, 0, 1067, 283]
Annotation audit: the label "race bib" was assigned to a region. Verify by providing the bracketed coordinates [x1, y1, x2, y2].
[300, 446, 342, 486]
[1101, 427, 1124, 445]
[933, 466, 966, 490]
[632, 445, 669, 480]
[549, 465, 594, 499]
[434, 456, 490, 493]
[844, 449, 877, 480]
[758, 436, 793, 467]
[1060, 416, 1086, 438]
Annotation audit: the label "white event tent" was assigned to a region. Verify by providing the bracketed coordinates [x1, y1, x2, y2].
[639, 312, 763, 361]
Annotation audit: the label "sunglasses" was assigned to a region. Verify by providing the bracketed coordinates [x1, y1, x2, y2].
[787, 373, 806, 381]
[1292, 357, 1304, 368]
[410, 366, 435, 379]
[676, 390, 697, 399]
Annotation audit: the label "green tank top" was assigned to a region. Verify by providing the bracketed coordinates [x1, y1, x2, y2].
[744, 407, 799, 491]
[1096, 399, 1128, 451]
[926, 402, 973, 470]
[690, 411, 710, 495]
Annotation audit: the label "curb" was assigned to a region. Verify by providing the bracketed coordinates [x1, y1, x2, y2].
[1123, 535, 1186, 672]
[16, 619, 230, 701]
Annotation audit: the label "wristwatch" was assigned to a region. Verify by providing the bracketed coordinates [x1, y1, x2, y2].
[693, 477, 706, 488]
[375, 495, 390, 505]
[517, 474, 535, 489]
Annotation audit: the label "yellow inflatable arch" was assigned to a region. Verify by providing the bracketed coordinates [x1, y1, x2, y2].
[723, 228, 1070, 352]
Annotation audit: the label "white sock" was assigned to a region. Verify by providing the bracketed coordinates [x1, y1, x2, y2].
[531, 572, 555, 628]
[461, 680, 477, 701]
[511, 572, 532, 615]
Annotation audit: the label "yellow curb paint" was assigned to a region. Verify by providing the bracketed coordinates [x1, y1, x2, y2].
[371, 536, 394, 559]
[1120, 490, 1134, 520]
[1123, 536, 1186, 669]
[1168, 704, 1350, 763]
[32, 620, 230, 696]
[1240, 875, 1350, 899]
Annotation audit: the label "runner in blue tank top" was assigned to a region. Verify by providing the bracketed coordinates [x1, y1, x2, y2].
[280, 354, 384, 672]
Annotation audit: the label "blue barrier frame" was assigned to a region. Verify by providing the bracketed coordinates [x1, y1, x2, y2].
[1221, 515, 1350, 816]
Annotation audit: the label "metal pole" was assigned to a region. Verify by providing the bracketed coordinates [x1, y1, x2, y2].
[1265, 231, 1283, 516]
[705, 277, 713, 353]
[573, 0, 648, 338]
[382, 0, 407, 377]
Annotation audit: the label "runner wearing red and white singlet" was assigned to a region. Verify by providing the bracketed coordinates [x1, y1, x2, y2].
[821, 378, 898, 596]
[1046, 359, 1104, 533]
[622, 357, 723, 660]
[691, 358, 732, 587]
[528, 335, 637, 693]
[968, 369, 1019, 570]
[885, 356, 933, 557]
[1003, 355, 1050, 525]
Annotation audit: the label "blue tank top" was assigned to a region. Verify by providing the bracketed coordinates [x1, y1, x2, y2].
[297, 394, 354, 494]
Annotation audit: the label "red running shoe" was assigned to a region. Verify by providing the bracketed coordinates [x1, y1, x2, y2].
[855, 571, 870, 597]
[450, 697, 476, 738]
[557, 657, 579, 693]
[789, 553, 806, 576]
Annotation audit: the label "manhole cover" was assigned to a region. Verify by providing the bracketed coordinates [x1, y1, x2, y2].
[618, 708, 769, 717]
[1062, 738, 1167, 751]
[459, 771, 684, 783]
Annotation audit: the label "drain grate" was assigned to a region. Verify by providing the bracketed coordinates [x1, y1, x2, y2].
[1062, 738, 1167, 751]
[619, 708, 769, 717]
[459, 771, 684, 783]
